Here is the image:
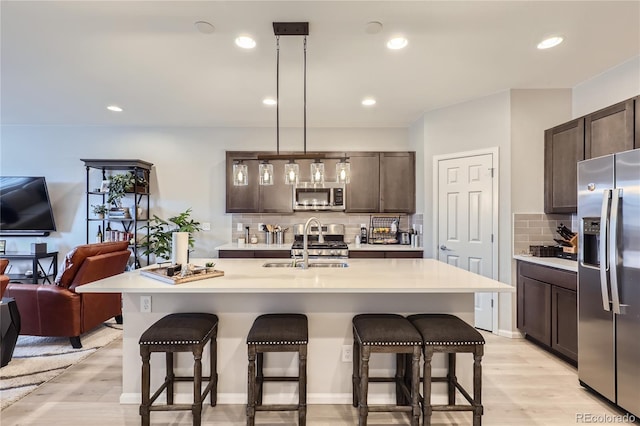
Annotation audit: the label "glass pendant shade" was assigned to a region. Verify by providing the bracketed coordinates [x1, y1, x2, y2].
[336, 161, 351, 184]
[233, 163, 248, 186]
[284, 161, 299, 185]
[259, 162, 274, 185]
[310, 161, 325, 184]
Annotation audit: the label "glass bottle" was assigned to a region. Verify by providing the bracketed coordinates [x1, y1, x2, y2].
[96, 225, 103, 243]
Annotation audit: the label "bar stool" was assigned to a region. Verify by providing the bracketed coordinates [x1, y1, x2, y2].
[246, 313, 308, 426]
[352, 313, 422, 426]
[407, 314, 485, 426]
[139, 312, 218, 426]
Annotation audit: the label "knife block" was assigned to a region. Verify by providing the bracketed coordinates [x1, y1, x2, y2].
[563, 235, 578, 254]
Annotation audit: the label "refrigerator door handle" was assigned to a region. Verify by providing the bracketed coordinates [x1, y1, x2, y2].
[599, 189, 611, 311]
[609, 188, 622, 315]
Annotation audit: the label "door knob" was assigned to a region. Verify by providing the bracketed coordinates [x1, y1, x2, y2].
[440, 245, 452, 251]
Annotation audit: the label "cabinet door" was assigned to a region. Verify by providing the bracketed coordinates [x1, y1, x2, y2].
[552, 286, 578, 362]
[517, 275, 551, 346]
[544, 118, 584, 214]
[226, 154, 259, 213]
[259, 160, 293, 213]
[380, 152, 415, 213]
[349, 251, 385, 259]
[346, 152, 380, 213]
[585, 99, 634, 159]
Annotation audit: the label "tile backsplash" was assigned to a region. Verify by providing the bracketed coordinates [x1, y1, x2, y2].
[231, 213, 424, 244]
[513, 213, 577, 256]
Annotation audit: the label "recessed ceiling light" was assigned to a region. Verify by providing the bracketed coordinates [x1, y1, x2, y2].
[537, 36, 563, 50]
[235, 36, 256, 49]
[362, 98, 376, 106]
[386, 37, 408, 50]
[106, 105, 123, 112]
[263, 98, 277, 106]
[194, 21, 215, 34]
[365, 21, 383, 34]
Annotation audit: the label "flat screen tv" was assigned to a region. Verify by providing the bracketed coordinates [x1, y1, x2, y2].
[0, 176, 57, 236]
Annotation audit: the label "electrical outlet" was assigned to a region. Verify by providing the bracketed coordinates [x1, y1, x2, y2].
[202, 222, 211, 231]
[342, 345, 353, 362]
[237, 223, 243, 232]
[140, 295, 151, 313]
[258, 223, 264, 231]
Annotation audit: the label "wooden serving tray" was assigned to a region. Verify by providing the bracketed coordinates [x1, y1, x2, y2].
[140, 266, 224, 285]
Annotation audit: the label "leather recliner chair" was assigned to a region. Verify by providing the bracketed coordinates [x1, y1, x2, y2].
[3, 241, 130, 348]
[0, 258, 9, 298]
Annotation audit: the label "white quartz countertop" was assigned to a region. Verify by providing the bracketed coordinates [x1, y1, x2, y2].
[215, 243, 423, 251]
[513, 254, 578, 272]
[77, 258, 512, 294]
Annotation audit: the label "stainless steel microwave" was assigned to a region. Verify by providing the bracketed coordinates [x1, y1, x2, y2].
[293, 182, 346, 211]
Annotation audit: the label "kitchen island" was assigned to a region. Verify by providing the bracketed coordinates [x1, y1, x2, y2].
[77, 258, 513, 405]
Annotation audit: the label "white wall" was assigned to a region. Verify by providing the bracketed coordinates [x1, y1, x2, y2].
[510, 89, 572, 213]
[572, 56, 640, 117]
[0, 125, 407, 262]
[409, 117, 425, 214]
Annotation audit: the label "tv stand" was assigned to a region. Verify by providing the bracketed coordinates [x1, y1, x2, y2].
[2, 251, 58, 284]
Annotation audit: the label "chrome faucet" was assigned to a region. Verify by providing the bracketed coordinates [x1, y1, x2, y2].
[302, 216, 324, 269]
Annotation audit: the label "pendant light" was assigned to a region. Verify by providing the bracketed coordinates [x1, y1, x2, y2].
[336, 158, 351, 184]
[285, 160, 299, 184]
[233, 161, 248, 186]
[259, 161, 274, 185]
[310, 160, 324, 184]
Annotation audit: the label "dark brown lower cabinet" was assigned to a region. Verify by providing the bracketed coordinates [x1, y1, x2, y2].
[218, 250, 290, 259]
[517, 260, 577, 364]
[349, 250, 423, 259]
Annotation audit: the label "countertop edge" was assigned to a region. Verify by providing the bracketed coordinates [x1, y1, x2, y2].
[513, 254, 578, 273]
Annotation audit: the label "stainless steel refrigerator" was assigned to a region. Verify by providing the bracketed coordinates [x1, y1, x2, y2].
[578, 148, 640, 417]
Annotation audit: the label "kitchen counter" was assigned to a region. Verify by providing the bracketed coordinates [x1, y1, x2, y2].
[513, 254, 578, 272]
[215, 242, 423, 251]
[78, 258, 512, 405]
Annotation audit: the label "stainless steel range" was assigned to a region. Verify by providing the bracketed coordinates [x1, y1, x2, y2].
[291, 223, 348, 258]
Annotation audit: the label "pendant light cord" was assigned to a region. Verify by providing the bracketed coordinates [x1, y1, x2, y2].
[276, 35, 280, 155]
[303, 36, 307, 154]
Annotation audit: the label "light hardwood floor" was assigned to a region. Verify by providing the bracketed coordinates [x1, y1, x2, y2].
[1, 331, 631, 425]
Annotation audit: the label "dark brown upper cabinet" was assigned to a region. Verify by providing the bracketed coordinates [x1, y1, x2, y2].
[585, 99, 635, 159]
[259, 159, 294, 213]
[345, 152, 380, 213]
[544, 118, 584, 214]
[380, 152, 416, 213]
[226, 155, 259, 213]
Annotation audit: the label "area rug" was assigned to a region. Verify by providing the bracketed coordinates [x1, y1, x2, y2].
[0, 319, 122, 410]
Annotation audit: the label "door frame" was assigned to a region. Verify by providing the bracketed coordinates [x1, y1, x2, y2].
[432, 147, 500, 333]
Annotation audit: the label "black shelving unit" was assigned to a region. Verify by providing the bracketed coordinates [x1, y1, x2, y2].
[81, 159, 153, 269]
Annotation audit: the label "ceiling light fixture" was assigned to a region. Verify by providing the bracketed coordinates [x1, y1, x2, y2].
[262, 98, 277, 106]
[106, 105, 123, 112]
[362, 98, 376, 106]
[386, 37, 408, 50]
[537, 36, 563, 50]
[235, 35, 256, 49]
[233, 161, 248, 186]
[194, 21, 215, 34]
[336, 158, 351, 184]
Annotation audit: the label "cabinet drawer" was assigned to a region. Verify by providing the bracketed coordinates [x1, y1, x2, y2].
[518, 261, 576, 291]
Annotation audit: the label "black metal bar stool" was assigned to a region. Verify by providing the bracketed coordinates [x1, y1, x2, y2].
[246, 313, 308, 426]
[352, 313, 422, 426]
[139, 312, 218, 426]
[407, 314, 485, 426]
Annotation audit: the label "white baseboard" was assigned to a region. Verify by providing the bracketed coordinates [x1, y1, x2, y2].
[498, 329, 524, 339]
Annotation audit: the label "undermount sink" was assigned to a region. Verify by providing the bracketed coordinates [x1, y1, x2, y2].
[262, 261, 349, 268]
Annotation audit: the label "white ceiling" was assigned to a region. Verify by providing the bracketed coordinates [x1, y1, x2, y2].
[1, 1, 639, 128]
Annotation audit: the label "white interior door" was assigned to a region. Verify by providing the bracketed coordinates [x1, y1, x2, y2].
[436, 152, 497, 331]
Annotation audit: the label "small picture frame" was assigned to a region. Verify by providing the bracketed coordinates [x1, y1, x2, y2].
[0, 239, 6, 253]
[99, 180, 110, 193]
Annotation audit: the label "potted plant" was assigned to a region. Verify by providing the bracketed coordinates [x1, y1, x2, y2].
[91, 204, 108, 219]
[140, 208, 203, 262]
[106, 173, 136, 218]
